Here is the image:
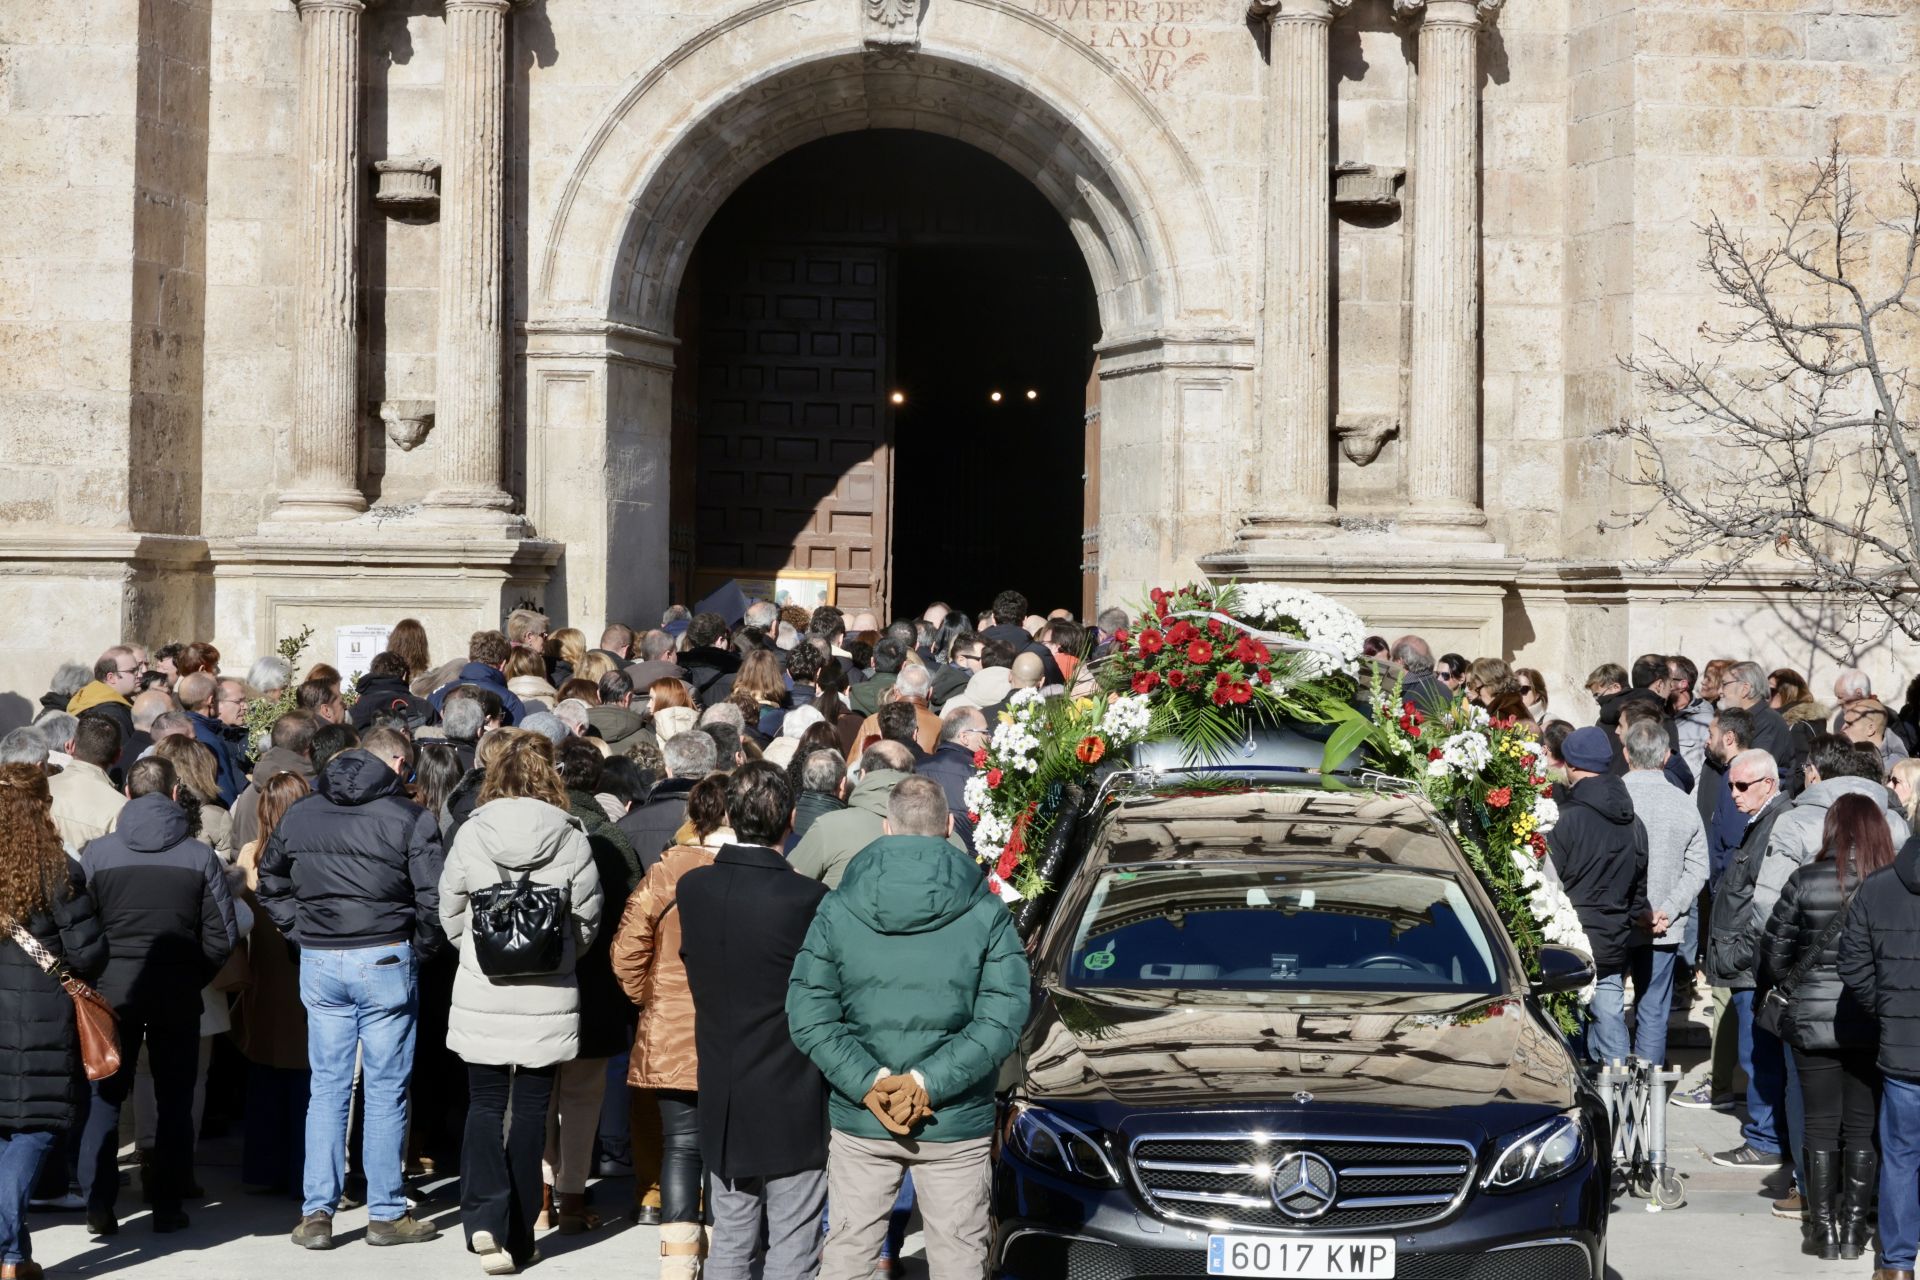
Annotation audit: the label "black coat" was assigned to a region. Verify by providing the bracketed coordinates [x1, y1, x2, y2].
[568, 792, 644, 1058]
[675, 843, 830, 1179]
[1839, 838, 1920, 1080]
[1748, 704, 1805, 795]
[681, 646, 742, 707]
[81, 794, 237, 1016]
[257, 749, 445, 956]
[1760, 858, 1876, 1051]
[787, 790, 845, 851]
[980, 623, 1032, 652]
[349, 674, 436, 730]
[918, 741, 980, 856]
[0, 874, 108, 1130]
[1546, 774, 1651, 970]
[1705, 796, 1788, 989]
[618, 776, 695, 870]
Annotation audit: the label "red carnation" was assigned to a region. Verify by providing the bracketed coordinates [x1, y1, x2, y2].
[996, 847, 1019, 879]
[1150, 587, 1167, 605]
[1139, 629, 1165, 655]
[1216, 672, 1230, 686]
[1257, 669, 1272, 685]
[1428, 748, 1444, 761]
[1187, 639, 1214, 665]
[1113, 629, 1130, 649]
[1208, 618, 1224, 639]
[1252, 642, 1271, 664]
[1155, 598, 1171, 620]
[972, 748, 988, 768]
[1167, 620, 1196, 646]
[1529, 832, 1548, 857]
[1131, 671, 1160, 695]
[1401, 701, 1425, 727]
[987, 768, 1004, 788]
[968, 811, 979, 823]
[1486, 787, 1513, 809]
[1168, 670, 1187, 689]
[1212, 688, 1232, 706]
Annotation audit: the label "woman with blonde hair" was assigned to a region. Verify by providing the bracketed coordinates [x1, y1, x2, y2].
[1465, 657, 1521, 708]
[573, 651, 618, 688]
[1888, 756, 1920, 825]
[612, 775, 731, 1280]
[504, 648, 559, 713]
[0, 762, 108, 1280]
[234, 771, 313, 1197]
[441, 730, 602, 1275]
[152, 737, 234, 862]
[546, 628, 588, 688]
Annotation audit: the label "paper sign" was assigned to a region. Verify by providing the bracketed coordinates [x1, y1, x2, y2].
[336, 624, 391, 682]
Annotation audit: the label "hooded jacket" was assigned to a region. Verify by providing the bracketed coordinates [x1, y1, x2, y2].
[1757, 775, 1912, 923]
[786, 835, 1029, 1142]
[0, 872, 108, 1131]
[428, 661, 528, 726]
[1545, 773, 1651, 970]
[256, 749, 446, 956]
[229, 745, 317, 851]
[440, 797, 602, 1068]
[68, 680, 135, 751]
[681, 645, 742, 706]
[1839, 838, 1920, 1080]
[1760, 858, 1876, 1052]
[788, 769, 968, 889]
[81, 793, 237, 1014]
[611, 840, 720, 1091]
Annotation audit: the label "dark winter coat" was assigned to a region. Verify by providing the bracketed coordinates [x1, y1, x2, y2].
[229, 746, 317, 851]
[1759, 858, 1877, 1052]
[567, 790, 644, 1059]
[256, 749, 446, 957]
[81, 794, 237, 1016]
[0, 873, 108, 1130]
[441, 766, 485, 847]
[428, 661, 528, 726]
[918, 741, 981, 856]
[1705, 794, 1789, 990]
[678, 843, 831, 1179]
[1545, 774, 1651, 971]
[617, 775, 695, 870]
[1747, 704, 1804, 794]
[979, 623, 1032, 652]
[930, 665, 972, 711]
[190, 710, 249, 807]
[349, 674, 435, 730]
[787, 834, 1029, 1142]
[680, 646, 742, 707]
[787, 789, 846, 852]
[586, 704, 656, 760]
[1839, 837, 1920, 1081]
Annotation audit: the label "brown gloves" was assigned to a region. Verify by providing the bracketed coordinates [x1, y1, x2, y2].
[862, 1073, 934, 1136]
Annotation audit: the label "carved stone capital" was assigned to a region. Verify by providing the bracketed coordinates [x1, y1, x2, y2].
[1392, 0, 1501, 26]
[378, 400, 436, 451]
[372, 157, 440, 214]
[441, 0, 529, 11]
[1249, 0, 1351, 23]
[294, 0, 380, 13]
[1335, 414, 1399, 466]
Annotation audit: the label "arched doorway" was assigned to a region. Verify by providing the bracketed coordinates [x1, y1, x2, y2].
[670, 131, 1097, 619]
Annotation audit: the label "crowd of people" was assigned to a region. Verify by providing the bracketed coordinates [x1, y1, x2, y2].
[0, 599, 1914, 1280]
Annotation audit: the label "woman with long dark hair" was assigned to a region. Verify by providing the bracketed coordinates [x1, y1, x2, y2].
[234, 771, 313, 1197]
[0, 762, 108, 1280]
[1760, 792, 1896, 1260]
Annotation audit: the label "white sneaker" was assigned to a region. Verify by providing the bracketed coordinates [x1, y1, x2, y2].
[470, 1230, 519, 1276]
[28, 1192, 85, 1211]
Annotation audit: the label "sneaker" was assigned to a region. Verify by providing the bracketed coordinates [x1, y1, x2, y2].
[27, 1192, 85, 1211]
[368, 1214, 440, 1246]
[292, 1211, 334, 1251]
[1671, 1082, 1738, 1111]
[1712, 1144, 1786, 1169]
[1772, 1189, 1807, 1220]
[471, 1229, 519, 1276]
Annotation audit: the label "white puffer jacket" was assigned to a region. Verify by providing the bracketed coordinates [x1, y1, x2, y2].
[440, 797, 602, 1067]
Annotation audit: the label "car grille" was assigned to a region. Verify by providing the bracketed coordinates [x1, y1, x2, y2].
[1001, 1236, 1591, 1280]
[1128, 1133, 1476, 1232]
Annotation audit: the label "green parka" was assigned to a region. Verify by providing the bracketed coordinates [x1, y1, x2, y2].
[785, 834, 1029, 1142]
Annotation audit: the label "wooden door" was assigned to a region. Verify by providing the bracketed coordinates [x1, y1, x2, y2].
[696, 245, 891, 615]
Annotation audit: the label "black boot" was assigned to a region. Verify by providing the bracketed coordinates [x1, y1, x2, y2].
[1802, 1148, 1841, 1260]
[1839, 1147, 1877, 1261]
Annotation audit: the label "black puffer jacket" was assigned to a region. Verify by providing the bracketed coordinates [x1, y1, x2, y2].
[1706, 796, 1789, 990]
[257, 749, 446, 957]
[680, 646, 741, 707]
[568, 791, 643, 1059]
[1546, 774, 1651, 970]
[81, 794, 237, 1015]
[1839, 838, 1920, 1080]
[349, 674, 435, 730]
[1759, 859, 1876, 1051]
[0, 874, 108, 1130]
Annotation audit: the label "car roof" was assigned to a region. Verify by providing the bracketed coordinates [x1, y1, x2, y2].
[1095, 782, 1466, 876]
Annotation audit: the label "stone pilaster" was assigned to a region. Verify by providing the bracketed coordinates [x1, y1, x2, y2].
[1397, 0, 1497, 537]
[427, 0, 522, 525]
[1237, 0, 1347, 544]
[275, 0, 375, 523]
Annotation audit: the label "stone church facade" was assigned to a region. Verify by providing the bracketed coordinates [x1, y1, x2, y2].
[1, 0, 1914, 714]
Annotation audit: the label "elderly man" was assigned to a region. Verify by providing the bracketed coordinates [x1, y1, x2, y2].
[177, 671, 247, 805]
[1719, 661, 1803, 790]
[852, 664, 940, 756]
[1620, 719, 1709, 1067]
[1704, 748, 1793, 1170]
[1389, 635, 1453, 714]
[49, 713, 127, 853]
[619, 731, 717, 869]
[790, 742, 964, 888]
[625, 629, 690, 694]
[920, 706, 988, 855]
[126, 687, 177, 765]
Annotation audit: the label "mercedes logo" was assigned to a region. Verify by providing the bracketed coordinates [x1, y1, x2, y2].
[1270, 1151, 1338, 1221]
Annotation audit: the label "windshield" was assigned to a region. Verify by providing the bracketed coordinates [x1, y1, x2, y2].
[1062, 863, 1502, 993]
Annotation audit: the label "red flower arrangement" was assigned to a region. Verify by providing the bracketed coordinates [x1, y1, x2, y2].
[1486, 786, 1513, 809]
[1076, 736, 1107, 764]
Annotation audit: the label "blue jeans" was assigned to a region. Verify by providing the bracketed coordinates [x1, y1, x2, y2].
[0, 1130, 55, 1265]
[300, 942, 419, 1221]
[1630, 947, 1680, 1067]
[1738, 992, 1785, 1157]
[1580, 966, 1631, 1066]
[1879, 1075, 1920, 1272]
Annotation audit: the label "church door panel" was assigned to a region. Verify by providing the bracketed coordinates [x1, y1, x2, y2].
[696, 245, 891, 615]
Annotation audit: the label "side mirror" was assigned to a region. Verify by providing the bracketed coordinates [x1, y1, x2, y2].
[1531, 945, 1594, 996]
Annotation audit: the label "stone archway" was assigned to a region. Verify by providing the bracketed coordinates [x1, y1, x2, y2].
[524, 0, 1251, 627]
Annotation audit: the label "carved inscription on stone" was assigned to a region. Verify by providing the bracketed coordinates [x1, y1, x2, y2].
[1028, 0, 1214, 91]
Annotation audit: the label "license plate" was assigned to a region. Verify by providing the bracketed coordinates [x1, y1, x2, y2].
[1207, 1235, 1396, 1278]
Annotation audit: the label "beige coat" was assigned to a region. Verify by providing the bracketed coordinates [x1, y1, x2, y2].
[48, 760, 124, 854]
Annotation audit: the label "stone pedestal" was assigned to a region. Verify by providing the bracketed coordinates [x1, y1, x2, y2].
[275, 0, 377, 523]
[1397, 0, 1499, 538]
[1236, 0, 1347, 545]
[427, 0, 523, 527]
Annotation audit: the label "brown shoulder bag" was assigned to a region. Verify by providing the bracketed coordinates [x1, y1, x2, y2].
[9, 923, 122, 1082]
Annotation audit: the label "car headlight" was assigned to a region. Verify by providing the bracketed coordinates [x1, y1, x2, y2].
[1003, 1101, 1121, 1186]
[1483, 1113, 1587, 1192]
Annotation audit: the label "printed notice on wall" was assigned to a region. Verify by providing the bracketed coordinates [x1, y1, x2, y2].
[336, 624, 391, 683]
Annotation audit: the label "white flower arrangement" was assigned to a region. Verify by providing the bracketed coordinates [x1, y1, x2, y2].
[1511, 850, 1595, 1004]
[1429, 730, 1491, 778]
[1234, 584, 1368, 679]
[1101, 692, 1153, 744]
[1531, 794, 1559, 833]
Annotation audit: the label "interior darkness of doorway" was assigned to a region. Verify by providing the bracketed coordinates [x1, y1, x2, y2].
[676, 130, 1096, 622]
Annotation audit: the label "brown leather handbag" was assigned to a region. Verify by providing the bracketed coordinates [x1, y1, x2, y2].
[9, 923, 122, 1082]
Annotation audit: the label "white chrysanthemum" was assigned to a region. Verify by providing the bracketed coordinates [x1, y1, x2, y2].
[1427, 759, 1450, 778]
[1102, 693, 1153, 744]
[1235, 585, 1368, 679]
[1532, 795, 1559, 832]
[1439, 731, 1491, 775]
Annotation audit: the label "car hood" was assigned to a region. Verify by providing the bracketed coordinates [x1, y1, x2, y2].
[1015, 985, 1580, 1115]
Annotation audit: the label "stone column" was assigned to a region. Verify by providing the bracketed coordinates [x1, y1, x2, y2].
[1398, 0, 1498, 537]
[275, 0, 376, 523]
[427, 0, 521, 523]
[1237, 0, 1347, 544]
